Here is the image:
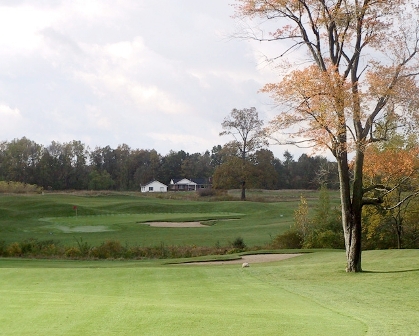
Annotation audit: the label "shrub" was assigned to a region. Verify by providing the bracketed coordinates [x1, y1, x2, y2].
[0, 181, 43, 194]
[231, 237, 246, 250]
[271, 229, 303, 249]
[65, 247, 82, 258]
[196, 188, 216, 197]
[304, 230, 344, 249]
[7, 242, 22, 257]
[74, 237, 91, 257]
[0, 241, 6, 256]
[90, 240, 125, 259]
[40, 243, 60, 256]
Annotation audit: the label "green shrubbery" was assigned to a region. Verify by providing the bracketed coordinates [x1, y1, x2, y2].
[0, 181, 43, 194]
[271, 229, 302, 249]
[272, 185, 344, 249]
[0, 238, 237, 260]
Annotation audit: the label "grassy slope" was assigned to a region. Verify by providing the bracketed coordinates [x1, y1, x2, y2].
[1, 250, 418, 335]
[0, 192, 308, 247]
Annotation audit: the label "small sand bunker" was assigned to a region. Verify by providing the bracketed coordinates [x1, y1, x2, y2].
[144, 222, 208, 228]
[184, 254, 303, 265]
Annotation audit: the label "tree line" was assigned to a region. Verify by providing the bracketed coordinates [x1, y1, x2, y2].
[0, 137, 339, 191]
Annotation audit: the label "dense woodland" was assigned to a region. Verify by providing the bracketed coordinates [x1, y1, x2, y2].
[0, 137, 339, 191]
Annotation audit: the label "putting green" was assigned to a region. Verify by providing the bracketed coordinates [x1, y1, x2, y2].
[53, 225, 113, 233]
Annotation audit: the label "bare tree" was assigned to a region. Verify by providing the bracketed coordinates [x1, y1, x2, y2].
[220, 107, 267, 200]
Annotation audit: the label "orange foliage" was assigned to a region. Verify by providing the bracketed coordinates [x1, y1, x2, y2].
[235, 0, 419, 157]
[363, 146, 419, 184]
[262, 64, 353, 152]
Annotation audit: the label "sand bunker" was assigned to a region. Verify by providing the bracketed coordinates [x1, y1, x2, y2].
[184, 253, 302, 265]
[144, 222, 208, 227]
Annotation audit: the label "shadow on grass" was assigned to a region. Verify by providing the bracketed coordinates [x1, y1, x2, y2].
[362, 268, 419, 274]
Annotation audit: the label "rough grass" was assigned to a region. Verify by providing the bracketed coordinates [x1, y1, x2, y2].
[1, 250, 418, 335]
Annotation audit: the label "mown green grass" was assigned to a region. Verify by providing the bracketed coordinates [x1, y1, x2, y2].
[0, 190, 332, 247]
[1, 250, 418, 335]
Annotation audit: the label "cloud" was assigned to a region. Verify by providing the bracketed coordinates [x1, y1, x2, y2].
[0, 104, 24, 137]
[0, 103, 21, 118]
[0, 6, 51, 55]
[147, 132, 215, 154]
[0, 0, 297, 159]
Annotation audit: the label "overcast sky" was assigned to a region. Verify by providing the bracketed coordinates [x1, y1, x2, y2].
[0, 0, 308, 160]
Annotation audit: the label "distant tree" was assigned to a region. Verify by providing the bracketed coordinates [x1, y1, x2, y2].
[213, 157, 258, 190]
[281, 151, 294, 189]
[132, 149, 161, 186]
[0, 137, 42, 184]
[252, 149, 279, 189]
[181, 151, 212, 179]
[210, 145, 228, 168]
[293, 154, 338, 189]
[68, 140, 89, 190]
[113, 144, 132, 190]
[88, 169, 115, 190]
[220, 107, 267, 200]
[160, 150, 188, 183]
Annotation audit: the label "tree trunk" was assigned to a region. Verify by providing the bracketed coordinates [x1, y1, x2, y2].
[343, 214, 363, 272]
[337, 151, 363, 272]
[396, 224, 402, 249]
[396, 216, 402, 249]
[241, 180, 246, 201]
[395, 191, 403, 249]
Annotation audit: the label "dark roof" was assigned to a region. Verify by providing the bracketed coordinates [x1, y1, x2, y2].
[190, 178, 208, 185]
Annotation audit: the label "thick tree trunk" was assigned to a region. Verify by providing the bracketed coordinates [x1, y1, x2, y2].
[241, 180, 246, 201]
[337, 151, 363, 272]
[343, 214, 363, 272]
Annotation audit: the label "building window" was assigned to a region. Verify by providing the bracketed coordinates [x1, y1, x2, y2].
[149, 187, 153, 191]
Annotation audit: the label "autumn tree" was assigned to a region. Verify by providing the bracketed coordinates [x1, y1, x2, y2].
[220, 107, 267, 200]
[363, 134, 419, 249]
[294, 195, 311, 242]
[234, 0, 419, 271]
[213, 156, 256, 189]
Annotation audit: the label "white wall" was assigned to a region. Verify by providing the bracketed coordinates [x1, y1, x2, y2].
[141, 181, 167, 192]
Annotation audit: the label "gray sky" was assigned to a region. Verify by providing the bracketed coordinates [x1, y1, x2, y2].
[0, 0, 304, 159]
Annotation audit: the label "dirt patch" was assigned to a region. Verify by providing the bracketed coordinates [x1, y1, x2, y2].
[144, 222, 208, 227]
[184, 253, 303, 265]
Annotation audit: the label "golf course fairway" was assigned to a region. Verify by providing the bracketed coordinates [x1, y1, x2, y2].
[1, 250, 418, 335]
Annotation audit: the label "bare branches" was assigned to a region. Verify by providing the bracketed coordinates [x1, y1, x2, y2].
[384, 190, 419, 210]
[220, 107, 267, 160]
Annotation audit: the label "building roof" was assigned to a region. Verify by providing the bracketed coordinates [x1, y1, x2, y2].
[142, 180, 167, 187]
[170, 178, 209, 185]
